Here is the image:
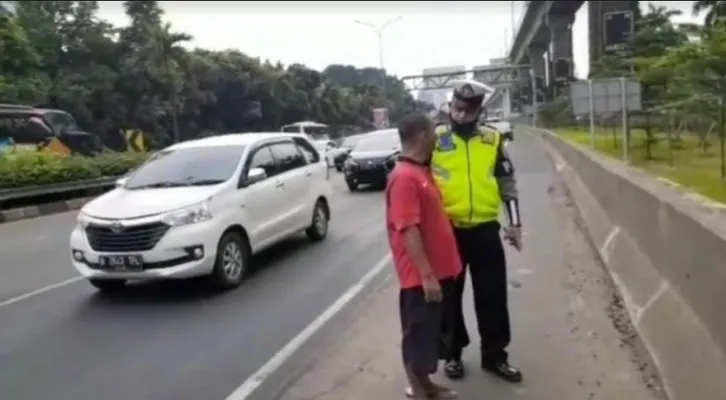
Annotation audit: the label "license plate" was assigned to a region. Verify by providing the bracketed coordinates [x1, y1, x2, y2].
[98, 255, 143, 271]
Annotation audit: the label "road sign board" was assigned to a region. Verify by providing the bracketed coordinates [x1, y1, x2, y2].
[569, 78, 642, 116]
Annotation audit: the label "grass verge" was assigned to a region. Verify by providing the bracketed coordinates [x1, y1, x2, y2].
[555, 127, 726, 203]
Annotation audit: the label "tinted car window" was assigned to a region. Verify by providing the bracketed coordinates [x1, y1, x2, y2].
[247, 145, 277, 178]
[282, 125, 300, 133]
[270, 142, 307, 173]
[293, 137, 320, 164]
[125, 145, 245, 189]
[46, 112, 79, 133]
[0, 115, 52, 142]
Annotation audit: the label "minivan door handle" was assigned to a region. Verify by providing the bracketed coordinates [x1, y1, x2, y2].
[275, 181, 285, 188]
[305, 170, 312, 177]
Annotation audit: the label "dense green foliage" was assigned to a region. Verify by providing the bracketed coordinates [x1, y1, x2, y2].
[0, 151, 147, 188]
[0, 1, 429, 148]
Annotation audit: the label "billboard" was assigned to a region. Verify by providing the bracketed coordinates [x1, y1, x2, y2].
[421, 65, 467, 89]
[372, 108, 389, 129]
[569, 79, 642, 116]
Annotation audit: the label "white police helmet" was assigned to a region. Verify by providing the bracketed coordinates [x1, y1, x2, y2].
[449, 80, 492, 125]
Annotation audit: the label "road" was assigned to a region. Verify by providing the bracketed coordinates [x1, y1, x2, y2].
[0, 132, 663, 400]
[0, 174, 390, 400]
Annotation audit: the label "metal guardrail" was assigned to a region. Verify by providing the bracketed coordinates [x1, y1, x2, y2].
[0, 177, 118, 202]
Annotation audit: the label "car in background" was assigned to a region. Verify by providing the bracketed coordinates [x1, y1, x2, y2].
[70, 132, 332, 294]
[343, 129, 400, 191]
[483, 117, 513, 141]
[0, 103, 102, 156]
[333, 134, 365, 172]
[313, 139, 348, 168]
[281, 121, 331, 141]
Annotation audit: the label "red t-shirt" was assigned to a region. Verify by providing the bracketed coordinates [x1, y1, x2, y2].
[386, 159, 463, 289]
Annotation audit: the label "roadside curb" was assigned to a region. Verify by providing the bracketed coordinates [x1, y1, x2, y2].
[521, 125, 726, 400]
[0, 196, 93, 224]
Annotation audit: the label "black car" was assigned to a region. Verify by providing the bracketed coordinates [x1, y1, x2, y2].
[343, 129, 400, 191]
[333, 134, 364, 171]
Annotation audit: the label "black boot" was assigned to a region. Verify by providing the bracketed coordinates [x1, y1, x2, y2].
[444, 359, 465, 380]
[481, 359, 522, 383]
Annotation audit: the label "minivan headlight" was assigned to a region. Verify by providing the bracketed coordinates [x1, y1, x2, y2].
[77, 211, 91, 228]
[162, 201, 212, 226]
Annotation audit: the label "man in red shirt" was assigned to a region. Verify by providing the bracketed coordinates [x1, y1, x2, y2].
[386, 113, 462, 399]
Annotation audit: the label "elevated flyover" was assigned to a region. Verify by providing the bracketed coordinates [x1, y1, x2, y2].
[509, 1, 638, 106]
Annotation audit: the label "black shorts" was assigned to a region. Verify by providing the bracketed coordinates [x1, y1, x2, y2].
[399, 278, 455, 375]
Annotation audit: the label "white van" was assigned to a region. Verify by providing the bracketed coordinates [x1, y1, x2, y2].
[281, 121, 331, 141]
[70, 133, 332, 293]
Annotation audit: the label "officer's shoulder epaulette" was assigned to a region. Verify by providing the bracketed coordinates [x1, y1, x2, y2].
[476, 127, 498, 145]
[479, 124, 500, 134]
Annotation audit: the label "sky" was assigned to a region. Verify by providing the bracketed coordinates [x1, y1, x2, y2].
[96, 1, 704, 80]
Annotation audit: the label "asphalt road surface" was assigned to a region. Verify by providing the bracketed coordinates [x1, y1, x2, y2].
[0, 173, 390, 400]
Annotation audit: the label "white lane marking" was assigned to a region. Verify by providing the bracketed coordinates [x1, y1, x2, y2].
[0, 276, 83, 308]
[633, 281, 668, 325]
[224, 253, 392, 400]
[600, 226, 621, 264]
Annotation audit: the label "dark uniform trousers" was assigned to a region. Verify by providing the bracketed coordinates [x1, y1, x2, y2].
[442, 220, 511, 363]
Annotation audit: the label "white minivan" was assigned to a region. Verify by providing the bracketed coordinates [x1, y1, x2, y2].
[70, 133, 332, 293]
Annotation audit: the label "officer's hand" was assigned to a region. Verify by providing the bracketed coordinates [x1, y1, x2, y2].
[504, 226, 523, 251]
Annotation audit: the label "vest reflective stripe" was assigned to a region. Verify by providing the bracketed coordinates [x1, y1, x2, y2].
[431, 129, 501, 226]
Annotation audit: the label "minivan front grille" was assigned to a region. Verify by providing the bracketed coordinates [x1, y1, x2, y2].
[85, 222, 170, 252]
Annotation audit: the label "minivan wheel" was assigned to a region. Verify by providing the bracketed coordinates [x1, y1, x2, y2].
[88, 278, 127, 294]
[209, 232, 249, 289]
[305, 200, 329, 242]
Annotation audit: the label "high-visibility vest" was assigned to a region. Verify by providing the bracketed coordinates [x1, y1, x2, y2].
[431, 127, 501, 227]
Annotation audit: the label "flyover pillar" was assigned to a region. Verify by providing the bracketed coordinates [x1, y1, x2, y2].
[527, 43, 546, 106]
[546, 13, 574, 83]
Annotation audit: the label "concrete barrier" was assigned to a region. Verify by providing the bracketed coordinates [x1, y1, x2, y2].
[521, 126, 726, 400]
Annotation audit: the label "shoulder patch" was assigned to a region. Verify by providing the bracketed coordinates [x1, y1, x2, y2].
[437, 133, 456, 151]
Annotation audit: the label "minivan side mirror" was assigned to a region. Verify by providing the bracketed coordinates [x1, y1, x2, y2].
[115, 177, 128, 187]
[245, 167, 267, 186]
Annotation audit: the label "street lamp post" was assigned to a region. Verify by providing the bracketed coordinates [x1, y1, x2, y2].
[353, 17, 402, 105]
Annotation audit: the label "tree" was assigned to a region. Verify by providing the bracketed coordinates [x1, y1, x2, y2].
[0, 0, 421, 149]
[693, 0, 726, 27]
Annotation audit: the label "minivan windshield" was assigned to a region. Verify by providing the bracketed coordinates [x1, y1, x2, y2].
[125, 145, 246, 189]
[354, 133, 400, 152]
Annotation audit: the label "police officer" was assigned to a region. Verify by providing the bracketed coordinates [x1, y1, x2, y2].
[431, 80, 523, 383]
